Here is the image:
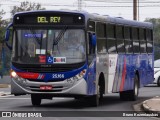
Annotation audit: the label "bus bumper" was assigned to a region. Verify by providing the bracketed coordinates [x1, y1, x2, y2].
[11, 77, 88, 96]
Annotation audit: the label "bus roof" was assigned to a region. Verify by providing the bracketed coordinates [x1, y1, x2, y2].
[14, 10, 153, 29]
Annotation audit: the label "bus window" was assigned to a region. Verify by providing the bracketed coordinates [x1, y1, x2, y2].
[125, 40, 133, 53]
[124, 26, 130, 39]
[116, 25, 125, 53]
[107, 40, 117, 53]
[146, 29, 153, 53]
[146, 29, 152, 41]
[96, 22, 106, 38]
[139, 28, 146, 53]
[96, 22, 107, 53]
[97, 38, 107, 53]
[124, 26, 133, 53]
[88, 21, 95, 32]
[106, 24, 116, 53]
[132, 27, 140, 53]
[106, 24, 115, 38]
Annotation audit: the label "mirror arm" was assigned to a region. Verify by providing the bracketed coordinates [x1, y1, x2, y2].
[6, 42, 12, 50]
[7, 23, 13, 30]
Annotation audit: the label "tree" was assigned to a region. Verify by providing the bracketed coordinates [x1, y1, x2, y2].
[11, 1, 45, 16]
[145, 18, 160, 45]
[0, 9, 6, 43]
[0, 9, 6, 75]
[145, 18, 160, 60]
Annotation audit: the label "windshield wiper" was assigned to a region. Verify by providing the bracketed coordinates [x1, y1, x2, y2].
[29, 29, 42, 45]
[53, 26, 67, 45]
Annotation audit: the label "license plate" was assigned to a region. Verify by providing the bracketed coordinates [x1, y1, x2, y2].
[40, 85, 52, 90]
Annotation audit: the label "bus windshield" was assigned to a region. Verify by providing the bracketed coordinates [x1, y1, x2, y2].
[12, 29, 86, 64]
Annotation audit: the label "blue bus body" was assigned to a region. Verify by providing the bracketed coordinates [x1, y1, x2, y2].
[6, 10, 153, 106]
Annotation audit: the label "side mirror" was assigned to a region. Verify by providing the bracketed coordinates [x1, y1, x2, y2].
[5, 23, 13, 50]
[91, 34, 96, 46]
[5, 29, 10, 41]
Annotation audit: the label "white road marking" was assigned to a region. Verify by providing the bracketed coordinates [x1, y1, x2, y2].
[0, 98, 30, 99]
[0, 97, 66, 99]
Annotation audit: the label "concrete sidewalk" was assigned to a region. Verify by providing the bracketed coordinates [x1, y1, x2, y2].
[142, 96, 160, 113]
[0, 76, 11, 88]
[0, 76, 11, 84]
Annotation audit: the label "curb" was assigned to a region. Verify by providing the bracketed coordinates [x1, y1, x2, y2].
[0, 92, 11, 96]
[142, 97, 160, 114]
[0, 84, 10, 88]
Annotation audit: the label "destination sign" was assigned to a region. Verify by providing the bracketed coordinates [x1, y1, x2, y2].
[37, 16, 61, 23]
[13, 12, 85, 25]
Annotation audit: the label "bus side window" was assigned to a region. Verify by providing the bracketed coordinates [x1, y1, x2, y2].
[124, 26, 133, 53]
[106, 24, 116, 53]
[139, 28, 146, 53]
[96, 22, 107, 53]
[116, 25, 125, 53]
[132, 27, 139, 53]
[146, 29, 153, 53]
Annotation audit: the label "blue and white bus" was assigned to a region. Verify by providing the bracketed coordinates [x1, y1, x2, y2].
[5, 10, 154, 106]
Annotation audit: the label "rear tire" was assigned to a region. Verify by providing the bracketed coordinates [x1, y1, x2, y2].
[157, 77, 160, 87]
[31, 94, 41, 106]
[120, 74, 139, 101]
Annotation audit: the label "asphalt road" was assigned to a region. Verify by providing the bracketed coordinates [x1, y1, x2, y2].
[0, 84, 160, 120]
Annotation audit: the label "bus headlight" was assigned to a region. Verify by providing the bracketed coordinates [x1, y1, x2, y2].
[10, 70, 18, 78]
[66, 69, 87, 84]
[77, 69, 86, 79]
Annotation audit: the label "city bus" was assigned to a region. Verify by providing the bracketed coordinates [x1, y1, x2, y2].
[5, 10, 154, 106]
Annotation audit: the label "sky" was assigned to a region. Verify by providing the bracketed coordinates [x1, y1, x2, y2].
[0, 0, 160, 21]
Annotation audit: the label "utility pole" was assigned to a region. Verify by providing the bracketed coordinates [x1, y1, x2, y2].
[78, 0, 82, 11]
[133, 0, 137, 20]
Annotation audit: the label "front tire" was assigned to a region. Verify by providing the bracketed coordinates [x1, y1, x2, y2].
[89, 85, 100, 107]
[31, 94, 41, 106]
[89, 94, 99, 107]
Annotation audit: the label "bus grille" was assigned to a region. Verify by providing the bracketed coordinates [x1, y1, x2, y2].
[12, 62, 85, 73]
[27, 79, 64, 82]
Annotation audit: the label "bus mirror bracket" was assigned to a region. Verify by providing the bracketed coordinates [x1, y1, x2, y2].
[5, 23, 13, 50]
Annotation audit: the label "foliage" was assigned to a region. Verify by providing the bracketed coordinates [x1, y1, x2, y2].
[11, 1, 45, 16]
[0, 9, 6, 43]
[145, 18, 160, 60]
[0, 2, 45, 75]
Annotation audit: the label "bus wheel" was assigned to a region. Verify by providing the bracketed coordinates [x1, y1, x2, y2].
[89, 85, 100, 107]
[157, 77, 160, 87]
[31, 94, 41, 106]
[120, 74, 139, 101]
[130, 74, 139, 101]
[99, 78, 104, 100]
